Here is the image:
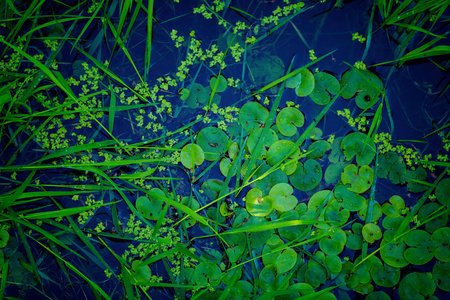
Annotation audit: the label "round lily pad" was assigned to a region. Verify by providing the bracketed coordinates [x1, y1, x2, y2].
[370, 262, 400, 287]
[433, 261, 450, 291]
[432, 227, 450, 262]
[180, 143, 204, 169]
[185, 83, 208, 108]
[131, 261, 152, 284]
[307, 140, 331, 160]
[245, 188, 274, 217]
[275, 247, 297, 273]
[401, 166, 428, 193]
[224, 233, 246, 263]
[290, 159, 322, 191]
[219, 157, 236, 177]
[196, 127, 229, 161]
[276, 107, 305, 137]
[325, 161, 349, 185]
[194, 262, 222, 286]
[362, 223, 382, 243]
[341, 132, 376, 166]
[334, 184, 366, 212]
[435, 178, 450, 207]
[309, 72, 340, 105]
[341, 164, 374, 194]
[253, 163, 288, 195]
[404, 229, 436, 265]
[239, 101, 269, 133]
[294, 69, 315, 97]
[228, 142, 239, 160]
[266, 139, 300, 166]
[201, 179, 224, 201]
[399, 272, 435, 300]
[319, 228, 347, 255]
[247, 129, 278, 159]
[259, 265, 277, 292]
[269, 183, 298, 212]
[365, 291, 391, 300]
[418, 202, 448, 233]
[262, 234, 284, 266]
[340, 69, 383, 110]
[136, 188, 165, 221]
[227, 280, 253, 299]
[305, 266, 327, 289]
[382, 195, 405, 218]
[179, 88, 190, 100]
[382, 216, 405, 243]
[358, 202, 382, 223]
[380, 238, 409, 268]
[378, 151, 406, 185]
[209, 75, 227, 93]
[346, 223, 363, 250]
[0, 229, 9, 248]
[326, 254, 343, 274]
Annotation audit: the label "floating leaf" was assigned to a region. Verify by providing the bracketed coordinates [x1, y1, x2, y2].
[307, 140, 331, 160]
[370, 262, 400, 288]
[341, 164, 374, 193]
[418, 202, 448, 233]
[219, 157, 236, 177]
[253, 163, 288, 195]
[404, 230, 436, 265]
[433, 261, 450, 292]
[196, 127, 229, 161]
[401, 166, 428, 193]
[0, 229, 10, 248]
[346, 223, 363, 250]
[266, 139, 300, 166]
[131, 261, 152, 284]
[325, 161, 349, 185]
[224, 233, 246, 263]
[262, 234, 284, 266]
[319, 228, 347, 255]
[382, 216, 406, 243]
[334, 184, 366, 212]
[259, 265, 277, 292]
[247, 129, 278, 159]
[340, 69, 383, 109]
[275, 247, 297, 273]
[377, 151, 406, 185]
[341, 132, 376, 166]
[209, 75, 227, 93]
[380, 238, 409, 268]
[201, 179, 224, 201]
[227, 280, 253, 299]
[276, 107, 305, 137]
[435, 178, 450, 207]
[245, 188, 274, 217]
[136, 188, 165, 221]
[326, 254, 343, 274]
[179, 88, 190, 100]
[185, 83, 208, 108]
[305, 266, 327, 289]
[381, 195, 405, 218]
[358, 202, 382, 223]
[310, 72, 340, 105]
[362, 223, 382, 243]
[180, 143, 204, 169]
[239, 101, 269, 134]
[194, 262, 222, 286]
[290, 159, 322, 191]
[180, 197, 200, 228]
[269, 183, 298, 212]
[293, 69, 315, 97]
[432, 227, 450, 262]
[365, 291, 391, 300]
[399, 272, 435, 300]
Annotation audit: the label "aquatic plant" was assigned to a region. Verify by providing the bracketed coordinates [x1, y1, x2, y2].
[0, 1, 449, 299]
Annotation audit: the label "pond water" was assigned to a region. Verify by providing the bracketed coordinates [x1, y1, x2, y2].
[0, 1, 448, 299]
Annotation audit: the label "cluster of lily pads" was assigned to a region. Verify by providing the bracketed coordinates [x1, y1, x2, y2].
[141, 65, 449, 299]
